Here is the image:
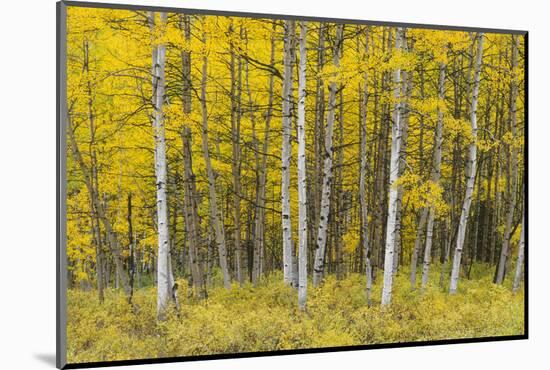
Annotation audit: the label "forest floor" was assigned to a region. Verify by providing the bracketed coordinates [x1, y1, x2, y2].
[67, 264, 524, 363]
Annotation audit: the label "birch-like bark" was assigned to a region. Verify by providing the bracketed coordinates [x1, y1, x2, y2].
[421, 62, 446, 290]
[495, 35, 519, 285]
[393, 66, 412, 275]
[297, 22, 308, 310]
[381, 28, 403, 306]
[449, 33, 484, 294]
[359, 27, 372, 304]
[149, 12, 173, 320]
[281, 20, 296, 286]
[380, 28, 405, 306]
[512, 213, 525, 293]
[199, 27, 231, 289]
[313, 24, 343, 287]
[311, 24, 326, 265]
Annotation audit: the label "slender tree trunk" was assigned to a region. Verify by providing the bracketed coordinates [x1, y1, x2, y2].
[148, 12, 175, 320]
[311, 23, 326, 273]
[83, 39, 104, 303]
[421, 62, 446, 290]
[281, 20, 296, 286]
[359, 27, 373, 305]
[181, 128, 206, 297]
[393, 64, 412, 275]
[491, 92, 504, 265]
[251, 26, 276, 286]
[127, 193, 135, 304]
[313, 24, 344, 287]
[439, 219, 453, 287]
[229, 22, 244, 285]
[381, 27, 405, 306]
[334, 90, 345, 280]
[495, 35, 519, 285]
[199, 26, 231, 289]
[91, 204, 104, 303]
[410, 209, 428, 289]
[297, 22, 308, 310]
[512, 213, 525, 293]
[136, 242, 142, 288]
[179, 15, 206, 298]
[468, 160, 483, 277]
[449, 33, 484, 294]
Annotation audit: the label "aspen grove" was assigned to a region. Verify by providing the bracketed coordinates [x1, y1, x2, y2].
[65, 7, 525, 363]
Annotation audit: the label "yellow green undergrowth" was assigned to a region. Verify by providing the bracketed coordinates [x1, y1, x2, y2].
[67, 265, 524, 363]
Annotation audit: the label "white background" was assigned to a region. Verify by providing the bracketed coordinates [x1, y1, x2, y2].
[0, 0, 545, 368]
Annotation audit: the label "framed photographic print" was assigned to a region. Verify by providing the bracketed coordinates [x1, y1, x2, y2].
[57, 1, 527, 368]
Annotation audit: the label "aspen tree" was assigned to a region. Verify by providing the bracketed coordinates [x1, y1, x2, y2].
[83, 38, 104, 303]
[381, 27, 405, 306]
[182, 128, 206, 297]
[512, 212, 525, 293]
[148, 11, 175, 319]
[252, 27, 276, 286]
[297, 21, 308, 310]
[450, 33, 484, 295]
[313, 24, 344, 287]
[410, 209, 428, 288]
[179, 14, 206, 297]
[229, 22, 244, 285]
[281, 20, 296, 286]
[359, 27, 373, 304]
[421, 62, 446, 290]
[199, 23, 231, 289]
[495, 35, 519, 285]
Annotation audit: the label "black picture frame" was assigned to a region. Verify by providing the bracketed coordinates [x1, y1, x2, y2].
[57, 1, 529, 368]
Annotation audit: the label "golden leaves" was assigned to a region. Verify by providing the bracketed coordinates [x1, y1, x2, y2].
[444, 117, 473, 143]
[397, 174, 449, 218]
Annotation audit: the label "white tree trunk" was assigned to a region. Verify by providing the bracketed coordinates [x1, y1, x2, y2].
[421, 62, 446, 290]
[393, 68, 412, 275]
[297, 22, 308, 310]
[199, 28, 231, 289]
[449, 33, 484, 294]
[281, 20, 296, 286]
[381, 28, 405, 306]
[313, 24, 343, 287]
[512, 212, 525, 293]
[149, 12, 173, 320]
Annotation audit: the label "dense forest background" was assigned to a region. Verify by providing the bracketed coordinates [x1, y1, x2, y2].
[65, 6, 525, 362]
